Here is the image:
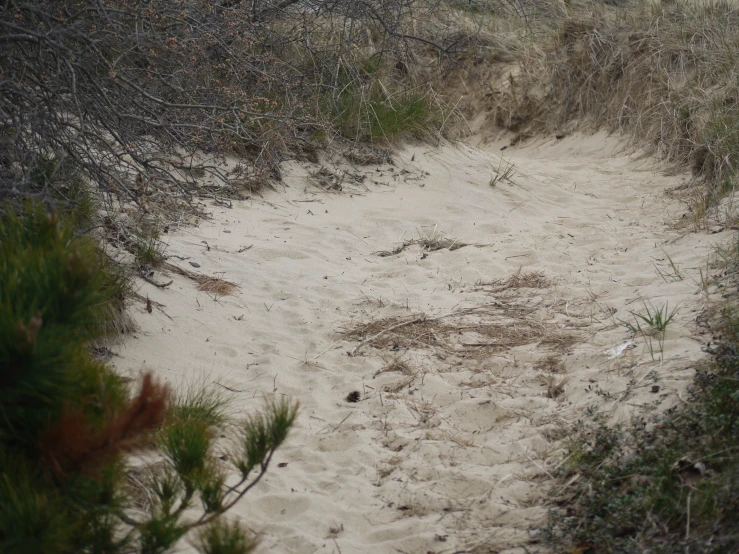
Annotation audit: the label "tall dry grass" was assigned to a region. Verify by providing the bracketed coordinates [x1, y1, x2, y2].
[463, 1, 739, 220]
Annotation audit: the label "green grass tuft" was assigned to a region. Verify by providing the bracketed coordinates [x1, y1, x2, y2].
[168, 381, 231, 429]
[330, 81, 443, 142]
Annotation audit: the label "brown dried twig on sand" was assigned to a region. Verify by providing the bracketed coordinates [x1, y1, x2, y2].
[162, 262, 239, 296]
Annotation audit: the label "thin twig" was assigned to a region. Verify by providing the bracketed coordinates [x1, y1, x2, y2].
[140, 274, 173, 288]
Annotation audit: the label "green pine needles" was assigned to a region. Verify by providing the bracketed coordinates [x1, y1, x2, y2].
[0, 204, 298, 554]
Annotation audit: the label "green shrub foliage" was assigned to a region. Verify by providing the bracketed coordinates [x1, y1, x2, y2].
[0, 204, 298, 554]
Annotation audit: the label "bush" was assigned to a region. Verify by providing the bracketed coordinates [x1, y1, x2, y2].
[550, 301, 739, 553]
[0, 204, 298, 554]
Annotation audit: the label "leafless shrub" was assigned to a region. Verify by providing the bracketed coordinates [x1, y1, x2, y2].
[1, 0, 468, 233]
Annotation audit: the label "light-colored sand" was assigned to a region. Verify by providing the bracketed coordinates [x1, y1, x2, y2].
[114, 132, 727, 553]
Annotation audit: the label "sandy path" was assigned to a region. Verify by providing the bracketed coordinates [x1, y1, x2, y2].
[114, 132, 725, 553]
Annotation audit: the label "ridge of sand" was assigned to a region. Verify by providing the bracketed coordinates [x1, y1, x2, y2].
[114, 132, 726, 553]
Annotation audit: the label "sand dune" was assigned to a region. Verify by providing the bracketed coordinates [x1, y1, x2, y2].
[114, 132, 725, 553]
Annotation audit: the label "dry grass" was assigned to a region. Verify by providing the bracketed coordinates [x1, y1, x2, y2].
[195, 276, 239, 296]
[345, 314, 452, 350]
[465, 322, 580, 353]
[309, 167, 345, 192]
[376, 357, 415, 376]
[490, 157, 516, 187]
[375, 235, 468, 257]
[343, 145, 393, 166]
[375, 226, 469, 257]
[382, 377, 415, 394]
[466, 323, 544, 348]
[542, 374, 569, 399]
[124, 460, 169, 512]
[483, 2, 739, 224]
[535, 355, 566, 374]
[162, 261, 239, 297]
[477, 270, 551, 293]
[346, 310, 581, 355]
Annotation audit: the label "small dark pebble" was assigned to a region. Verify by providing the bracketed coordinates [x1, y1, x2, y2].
[278, 462, 288, 468]
[651, 385, 660, 393]
[345, 390, 361, 403]
[189, 262, 201, 268]
[556, 134, 565, 139]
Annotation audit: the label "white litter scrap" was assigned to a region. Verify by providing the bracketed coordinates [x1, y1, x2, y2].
[606, 341, 634, 360]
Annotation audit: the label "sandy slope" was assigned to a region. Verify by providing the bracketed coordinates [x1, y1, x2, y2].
[114, 132, 728, 553]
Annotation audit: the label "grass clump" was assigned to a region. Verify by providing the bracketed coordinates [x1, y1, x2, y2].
[331, 82, 444, 143]
[133, 223, 166, 270]
[168, 381, 231, 429]
[478, 1, 739, 224]
[622, 302, 678, 337]
[0, 203, 297, 554]
[621, 301, 678, 361]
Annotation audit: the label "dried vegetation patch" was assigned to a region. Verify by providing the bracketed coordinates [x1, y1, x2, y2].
[476, 271, 551, 292]
[345, 314, 453, 351]
[345, 272, 582, 359]
[162, 261, 239, 297]
[375, 228, 470, 257]
[476, 0, 739, 230]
